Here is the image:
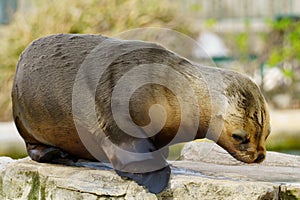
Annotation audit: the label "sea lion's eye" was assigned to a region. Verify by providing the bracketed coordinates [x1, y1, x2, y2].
[231, 130, 250, 144]
[232, 134, 243, 141]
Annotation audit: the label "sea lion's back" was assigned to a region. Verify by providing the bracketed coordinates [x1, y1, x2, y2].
[11, 34, 107, 156]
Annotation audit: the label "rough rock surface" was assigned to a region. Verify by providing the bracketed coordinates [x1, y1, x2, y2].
[0, 142, 300, 200]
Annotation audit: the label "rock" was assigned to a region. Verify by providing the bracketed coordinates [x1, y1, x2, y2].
[167, 177, 278, 200]
[177, 141, 300, 199]
[0, 157, 156, 200]
[180, 141, 300, 167]
[0, 156, 15, 171]
[178, 141, 300, 182]
[1, 142, 300, 199]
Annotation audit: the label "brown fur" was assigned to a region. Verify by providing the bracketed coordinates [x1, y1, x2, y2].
[12, 34, 270, 168]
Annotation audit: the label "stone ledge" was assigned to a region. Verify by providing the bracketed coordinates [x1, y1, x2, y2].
[0, 142, 299, 200]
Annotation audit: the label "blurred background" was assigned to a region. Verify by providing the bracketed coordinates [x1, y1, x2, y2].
[0, 0, 299, 159]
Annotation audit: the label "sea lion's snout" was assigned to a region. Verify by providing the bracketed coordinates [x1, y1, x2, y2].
[253, 143, 267, 163]
[254, 153, 265, 163]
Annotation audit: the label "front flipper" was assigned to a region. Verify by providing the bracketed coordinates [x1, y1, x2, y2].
[99, 135, 170, 194]
[116, 165, 170, 194]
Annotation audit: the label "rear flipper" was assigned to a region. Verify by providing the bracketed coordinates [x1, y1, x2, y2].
[27, 143, 115, 170]
[26, 143, 77, 164]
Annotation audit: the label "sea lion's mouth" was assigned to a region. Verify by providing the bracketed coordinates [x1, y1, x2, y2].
[228, 149, 266, 164]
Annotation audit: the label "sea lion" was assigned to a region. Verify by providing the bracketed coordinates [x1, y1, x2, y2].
[12, 34, 271, 194]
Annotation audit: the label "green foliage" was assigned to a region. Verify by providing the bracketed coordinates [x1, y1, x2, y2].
[266, 133, 300, 152]
[268, 50, 284, 66]
[0, 0, 194, 121]
[267, 17, 300, 73]
[189, 3, 202, 12]
[272, 18, 292, 30]
[235, 32, 249, 56]
[205, 18, 217, 28]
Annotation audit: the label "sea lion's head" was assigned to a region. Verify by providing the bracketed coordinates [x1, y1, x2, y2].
[216, 72, 271, 163]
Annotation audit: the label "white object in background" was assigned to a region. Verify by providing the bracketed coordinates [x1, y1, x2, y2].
[263, 67, 292, 91]
[0, 122, 26, 155]
[194, 31, 230, 58]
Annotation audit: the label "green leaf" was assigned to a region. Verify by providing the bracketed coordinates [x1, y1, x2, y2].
[189, 3, 201, 12]
[282, 68, 293, 78]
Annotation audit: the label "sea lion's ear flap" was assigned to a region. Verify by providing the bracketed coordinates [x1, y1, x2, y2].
[116, 165, 171, 194]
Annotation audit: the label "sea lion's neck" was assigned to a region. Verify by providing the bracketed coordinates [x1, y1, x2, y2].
[190, 66, 229, 142]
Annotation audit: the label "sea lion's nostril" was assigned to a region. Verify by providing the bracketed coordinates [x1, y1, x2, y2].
[254, 153, 265, 163]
